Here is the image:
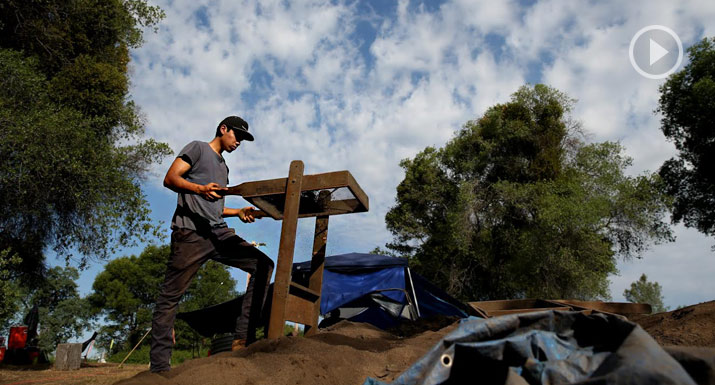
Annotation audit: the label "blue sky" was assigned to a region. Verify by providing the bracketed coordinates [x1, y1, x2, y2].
[65, 0, 715, 311]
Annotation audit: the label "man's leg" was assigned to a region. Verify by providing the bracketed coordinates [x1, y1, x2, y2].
[150, 229, 214, 372]
[212, 231, 274, 344]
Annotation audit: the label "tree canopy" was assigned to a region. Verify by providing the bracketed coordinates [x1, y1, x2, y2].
[12, 266, 90, 352]
[623, 274, 669, 313]
[0, 0, 171, 280]
[385, 84, 673, 301]
[658, 37, 715, 241]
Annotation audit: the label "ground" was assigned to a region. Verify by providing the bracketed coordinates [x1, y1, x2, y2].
[0, 362, 146, 385]
[1, 301, 713, 385]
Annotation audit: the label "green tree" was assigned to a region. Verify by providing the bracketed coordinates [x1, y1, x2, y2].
[15, 266, 91, 352]
[89, 245, 168, 350]
[89, 245, 237, 353]
[623, 274, 669, 313]
[658, 37, 715, 242]
[386, 84, 673, 301]
[0, 249, 22, 328]
[0, 0, 171, 281]
[174, 261, 238, 354]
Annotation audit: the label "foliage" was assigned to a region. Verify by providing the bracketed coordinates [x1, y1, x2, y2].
[89, 244, 238, 354]
[89, 244, 169, 350]
[385, 84, 673, 301]
[14, 266, 91, 352]
[623, 274, 669, 313]
[174, 260, 239, 352]
[0, 249, 22, 328]
[0, 0, 171, 280]
[658, 37, 715, 242]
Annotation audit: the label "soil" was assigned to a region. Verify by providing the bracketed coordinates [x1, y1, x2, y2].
[116, 319, 458, 385]
[3, 301, 713, 385]
[630, 300, 715, 348]
[0, 362, 146, 385]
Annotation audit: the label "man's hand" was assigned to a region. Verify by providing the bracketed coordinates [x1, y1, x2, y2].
[238, 207, 259, 223]
[196, 183, 227, 202]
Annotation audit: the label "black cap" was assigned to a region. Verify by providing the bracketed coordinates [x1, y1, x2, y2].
[219, 116, 254, 141]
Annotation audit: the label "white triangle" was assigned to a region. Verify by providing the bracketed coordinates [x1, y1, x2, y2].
[649, 39, 669, 66]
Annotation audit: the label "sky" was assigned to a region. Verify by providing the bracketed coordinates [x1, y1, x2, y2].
[66, 0, 715, 311]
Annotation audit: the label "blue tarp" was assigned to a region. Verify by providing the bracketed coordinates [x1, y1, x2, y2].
[319, 268, 407, 314]
[364, 310, 705, 385]
[293, 253, 469, 329]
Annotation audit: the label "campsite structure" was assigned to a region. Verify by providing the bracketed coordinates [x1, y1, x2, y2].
[224, 160, 369, 338]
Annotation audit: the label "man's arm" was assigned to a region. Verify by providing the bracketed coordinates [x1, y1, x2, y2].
[163, 157, 226, 201]
[223, 207, 265, 223]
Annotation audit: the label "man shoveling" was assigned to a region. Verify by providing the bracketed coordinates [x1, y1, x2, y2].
[149, 116, 274, 373]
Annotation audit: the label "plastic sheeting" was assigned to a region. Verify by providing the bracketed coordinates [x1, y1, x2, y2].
[365, 310, 710, 385]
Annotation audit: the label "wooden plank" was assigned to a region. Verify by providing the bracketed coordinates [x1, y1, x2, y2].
[55, 343, 82, 370]
[267, 160, 304, 339]
[554, 300, 652, 315]
[224, 177, 287, 197]
[285, 293, 316, 325]
[347, 172, 369, 212]
[289, 281, 320, 301]
[485, 307, 572, 316]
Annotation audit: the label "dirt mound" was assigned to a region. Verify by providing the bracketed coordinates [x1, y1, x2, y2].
[116, 320, 458, 385]
[632, 300, 715, 348]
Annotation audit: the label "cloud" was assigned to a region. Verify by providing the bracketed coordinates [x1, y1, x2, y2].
[118, 0, 715, 304]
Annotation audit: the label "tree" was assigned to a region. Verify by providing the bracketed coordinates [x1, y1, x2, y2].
[0, 249, 22, 328]
[88, 245, 168, 350]
[14, 266, 91, 352]
[0, 0, 171, 280]
[623, 274, 669, 313]
[385, 84, 673, 301]
[174, 260, 238, 354]
[89, 245, 237, 353]
[658, 37, 715, 242]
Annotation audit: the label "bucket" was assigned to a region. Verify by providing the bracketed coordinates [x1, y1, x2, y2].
[8, 326, 28, 349]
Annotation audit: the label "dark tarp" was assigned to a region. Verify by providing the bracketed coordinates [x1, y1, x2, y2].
[364, 310, 715, 385]
[177, 253, 468, 336]
[176, 296, 245, 338]
[293, 253, 469, 329]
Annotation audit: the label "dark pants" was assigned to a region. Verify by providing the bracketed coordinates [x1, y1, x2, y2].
[150, 227, 274, 372]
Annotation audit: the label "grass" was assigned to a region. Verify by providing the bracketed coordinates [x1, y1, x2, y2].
[107, 345, 209, 366]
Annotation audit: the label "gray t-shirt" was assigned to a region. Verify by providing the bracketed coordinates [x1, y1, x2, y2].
[171, 141, 229, 231]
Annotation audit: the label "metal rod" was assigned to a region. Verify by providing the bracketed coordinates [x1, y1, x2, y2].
[406, 268, 421, 318]
[118, 328, 151, 368]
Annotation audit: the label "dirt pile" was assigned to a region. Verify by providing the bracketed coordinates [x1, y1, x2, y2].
[116, 320, 458, 385]
[113, 302, 715, 385]
[631, 300, 715, 348]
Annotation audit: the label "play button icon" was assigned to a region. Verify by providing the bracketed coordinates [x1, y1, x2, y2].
[649, 39, 669, 66]
[629, 25, 683, 79]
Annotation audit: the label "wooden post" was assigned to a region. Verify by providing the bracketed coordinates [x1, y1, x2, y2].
[304, 215, 329, 336]
[55, 343, 82, 370]
[267, 160, 304, 339]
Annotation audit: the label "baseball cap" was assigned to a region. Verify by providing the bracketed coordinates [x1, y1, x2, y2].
[219, 116, 254, 141]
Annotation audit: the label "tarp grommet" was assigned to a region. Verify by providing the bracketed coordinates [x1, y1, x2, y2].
[440, 353, 453, 368]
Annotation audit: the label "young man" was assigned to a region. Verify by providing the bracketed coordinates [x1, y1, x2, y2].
[150, 116, 274, 373]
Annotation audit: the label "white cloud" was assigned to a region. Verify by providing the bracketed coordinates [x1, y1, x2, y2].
[118, 0, 715, 305]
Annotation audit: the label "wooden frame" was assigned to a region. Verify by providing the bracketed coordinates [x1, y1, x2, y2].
[225, 160, 368, 338]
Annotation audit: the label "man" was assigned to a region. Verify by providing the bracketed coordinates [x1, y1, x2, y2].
[150, 116, 274, 373]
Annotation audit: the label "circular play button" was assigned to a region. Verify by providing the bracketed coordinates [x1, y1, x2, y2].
[629, 25, 683, 79]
